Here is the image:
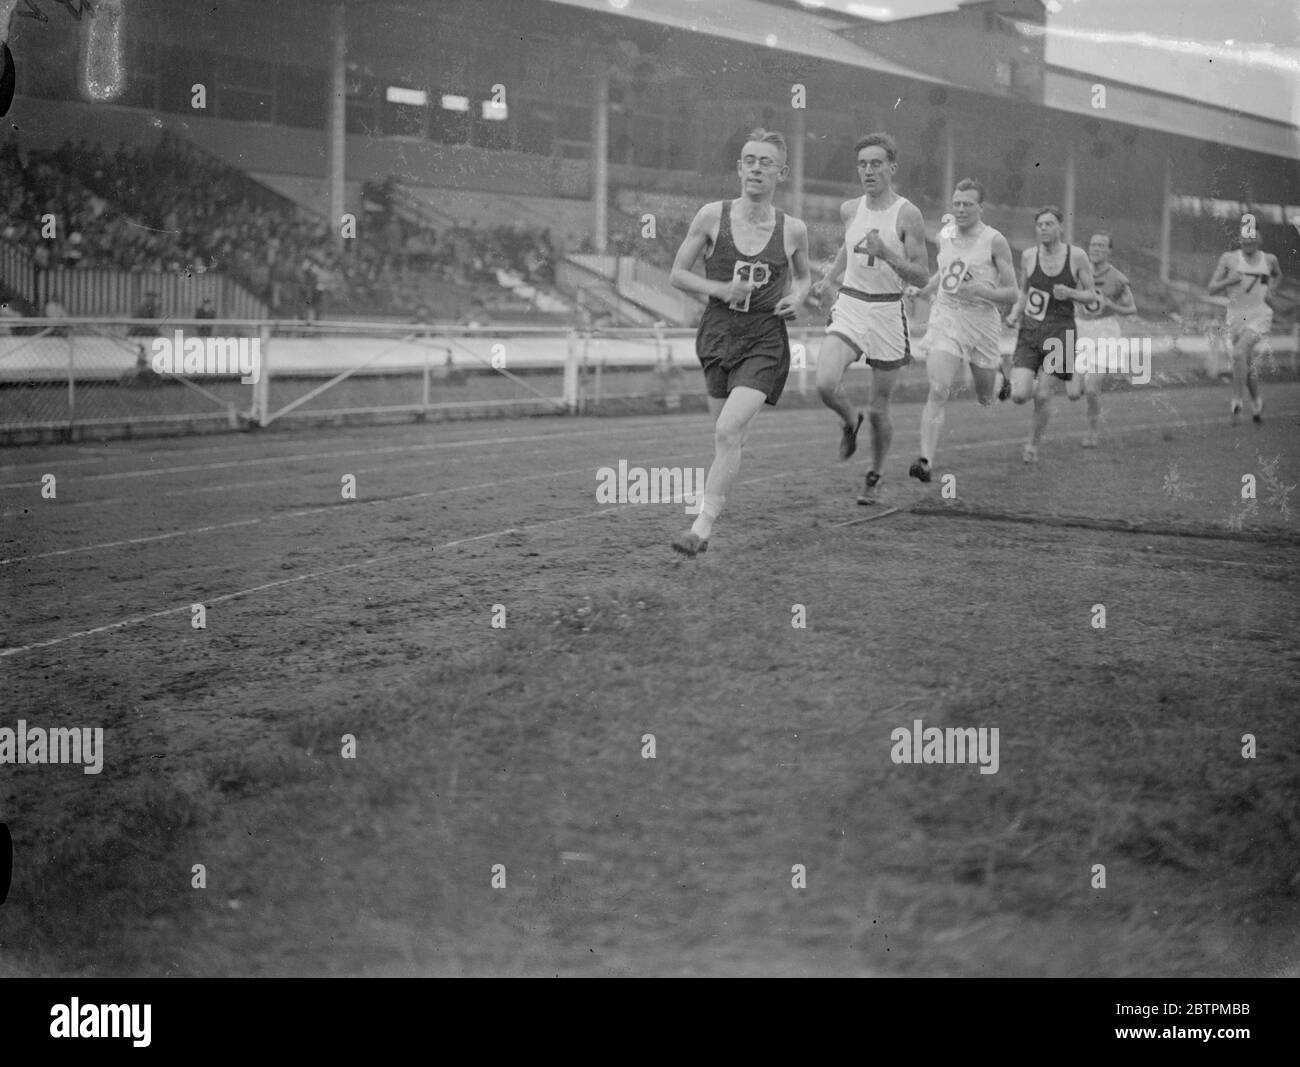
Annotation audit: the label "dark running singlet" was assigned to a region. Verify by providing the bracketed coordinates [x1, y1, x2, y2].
[704, 201, 788, 316]
[1022, 245, 1078, 329]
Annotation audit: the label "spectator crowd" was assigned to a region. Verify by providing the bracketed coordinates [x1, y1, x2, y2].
[0, 132, 563, 322]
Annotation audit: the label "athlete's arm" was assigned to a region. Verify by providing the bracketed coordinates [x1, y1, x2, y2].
[877, 201, 931, 289]
[906, 272, 940, 300]
[961, 232, 1019, 305]
[1053, 247, 1093, 302]
[1266, 254, 1283, 299]
[670, 203, 751, 305]
[1106, 271, 1137, 316]
[813, 240, 848, 296]
[1207, 252, 1240, 295]
[774, 218, 812, 320]
[1005, 247, 1034, 327]
[812, 200, 855, 299]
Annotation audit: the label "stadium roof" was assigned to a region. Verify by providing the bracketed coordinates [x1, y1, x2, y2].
[547, 0, 1298, 162]
[542, 0, 953, 84]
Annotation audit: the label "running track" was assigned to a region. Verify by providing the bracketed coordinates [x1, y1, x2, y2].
[3, 381, 1297, 664]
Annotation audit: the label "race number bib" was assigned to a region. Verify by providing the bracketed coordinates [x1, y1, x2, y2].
[1025, 286, 1050, 322]
[852, 232, 880, 267]
[729, 260, 771, 312]
[1081, 290, 1103, 315]
[940, 258, 970, 295]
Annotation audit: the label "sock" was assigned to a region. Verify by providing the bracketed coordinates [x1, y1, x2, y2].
[690, 494, 722, 540]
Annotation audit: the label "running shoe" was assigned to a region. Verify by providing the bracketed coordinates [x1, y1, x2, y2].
[857, 470, 882, 505]
[840, 412, 864, 460]
[671, 531, 709, 557]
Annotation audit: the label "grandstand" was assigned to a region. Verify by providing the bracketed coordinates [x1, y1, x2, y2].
[0, 0, 1295, 440]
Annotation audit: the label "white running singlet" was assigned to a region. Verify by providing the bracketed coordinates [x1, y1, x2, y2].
[842, 195, 909, 295]
[934, 223, 1001, 311]
[1226, 250, 1273, 336]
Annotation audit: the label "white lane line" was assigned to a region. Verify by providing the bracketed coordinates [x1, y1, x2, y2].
[0, 444, 721, 566]
[0, 519, 581, 660]
[2, 516, 266, 563]
[3, 410, 1285, 565]
[0, 424, 672, 489]
[0, 421, 822, 512]
[0, 388, 1277, 493]
[0, 419, 844, 557]
[0, 385, 1260, 487]
[0, 463, 833, 660]
[0, 414, 711, 475]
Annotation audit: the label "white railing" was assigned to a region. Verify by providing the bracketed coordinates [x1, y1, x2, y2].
[2, 316, 1296, 443]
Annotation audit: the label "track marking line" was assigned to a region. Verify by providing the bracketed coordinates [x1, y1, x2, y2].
[0, 462, 833, 659]
[830, 506, 905, 528]
[0, 422, 831, 512]
[0, 504, 637, 659]
[0, 423, 689, 489]
[1, 439, 756, 566]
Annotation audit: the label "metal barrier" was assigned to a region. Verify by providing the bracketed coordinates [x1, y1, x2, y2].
[2, 316, 1295, 444]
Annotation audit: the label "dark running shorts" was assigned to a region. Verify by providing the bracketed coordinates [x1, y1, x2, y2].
[1013, 318, 1075, 381]
[695, 305, 791, 406]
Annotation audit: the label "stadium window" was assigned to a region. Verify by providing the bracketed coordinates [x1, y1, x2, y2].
[384, 87, 428, 138]
[557, 104, 591, 143]
[473, 99, 510, 150]
[218, 89, 272, 124]
[220, 55, 276, 95]
[609, 111, 632, 164]
[513, 100, 555, 156]
[120, 30, 157, 110]
[346, 72, 382, 136]
[160, 48, 215, 114]
[663, 121, 692, 170]
[277, 66, 327, 130]
[430, 93, 472, 145]
[346, 99, 381, 136]
[631, 114, 663, 168]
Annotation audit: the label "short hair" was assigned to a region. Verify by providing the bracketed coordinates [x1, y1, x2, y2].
[1036, 205, 1064, 224]
[854, 132, 897, 163]
[1090, 230, 1113, 249]
[745, 128, 787, 163]
[954, 177, 985, 203]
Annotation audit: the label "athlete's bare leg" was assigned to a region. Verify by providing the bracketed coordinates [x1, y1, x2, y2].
[1081, 372, 1101, 444]
[1032, 371, 1055, 448]
[690, 385, 768, 541]
[1010, 366, 1037, 405]
[920, 346, 962, 463]
[1231, 330, 1262, 416]
[816, 334, 860, 430]
[868, 364, 899, 474]
[970, 364, 999, 405]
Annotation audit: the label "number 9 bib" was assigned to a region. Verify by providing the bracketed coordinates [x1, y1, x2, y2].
[1025, 287, 1050, 322]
